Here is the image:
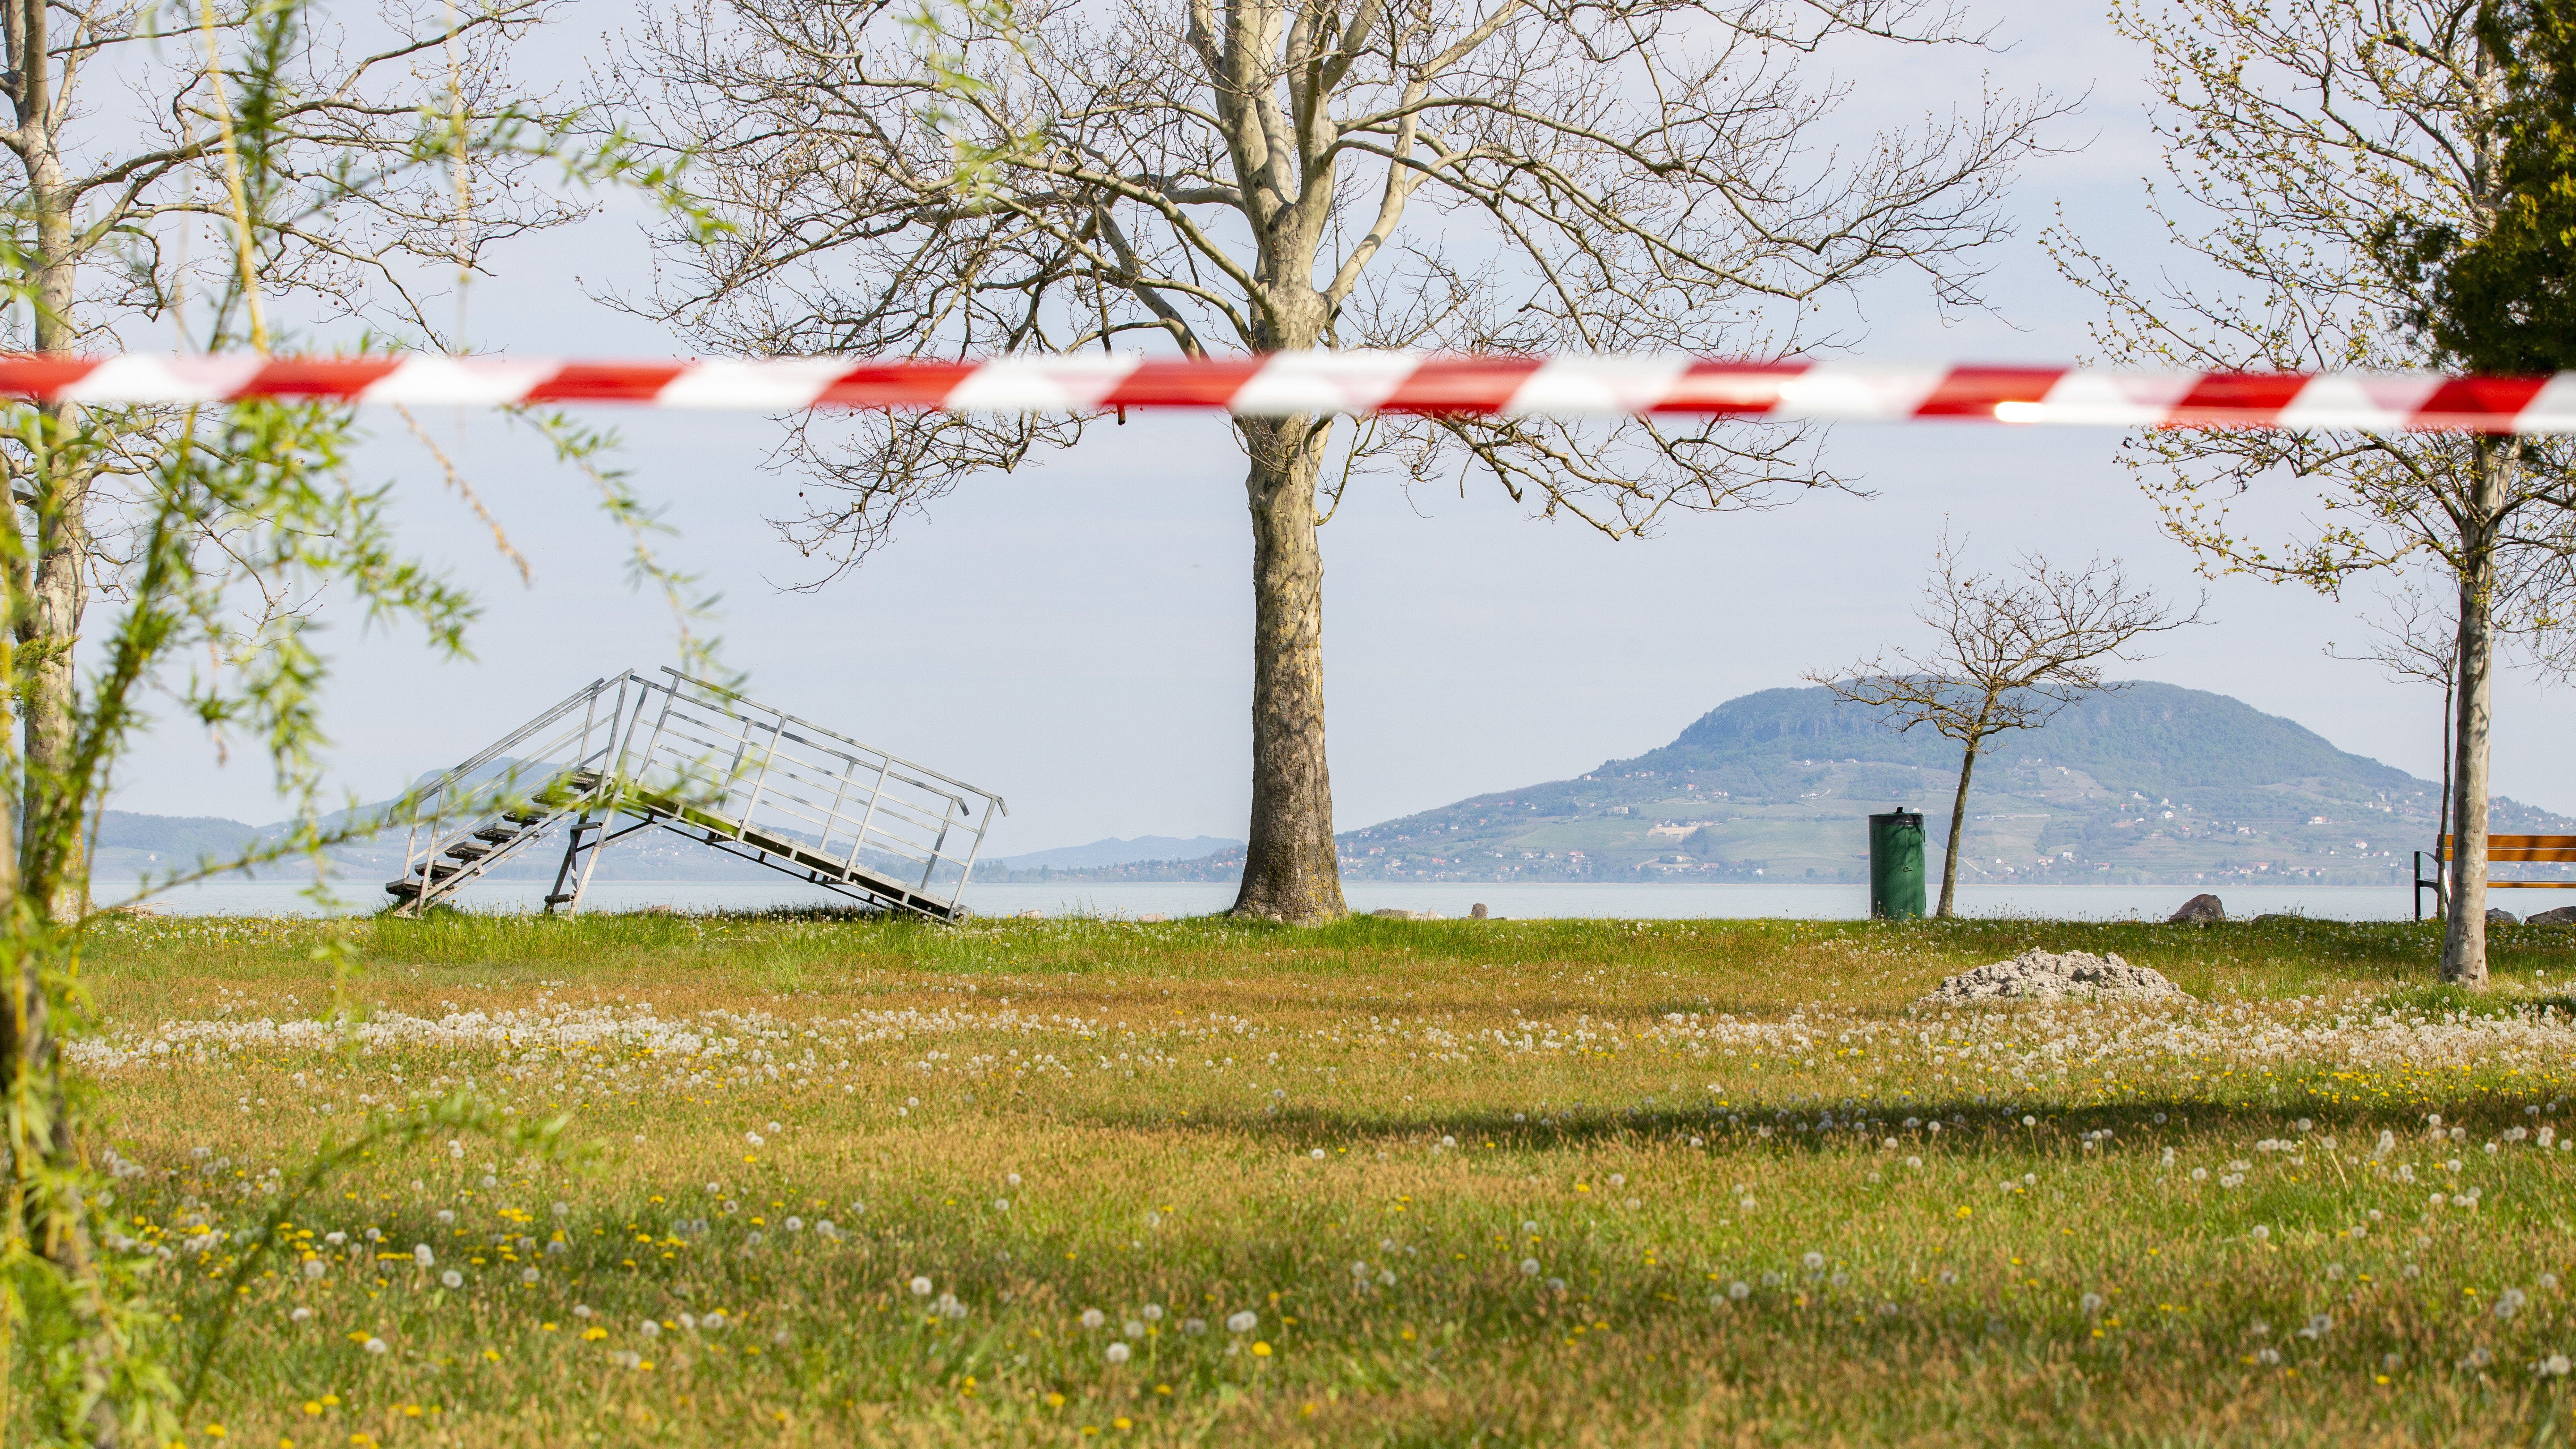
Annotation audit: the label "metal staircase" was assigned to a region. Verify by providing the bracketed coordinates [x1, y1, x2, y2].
[384, 669, 1005, 920]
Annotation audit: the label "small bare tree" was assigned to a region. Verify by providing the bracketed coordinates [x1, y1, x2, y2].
[1806, 536, 2198, 917]
[2327, 581, 2461, 881]
[607, 0, 2065, 922]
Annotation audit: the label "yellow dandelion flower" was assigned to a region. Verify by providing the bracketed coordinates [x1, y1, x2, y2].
[1252, 1342, 1272, 1357]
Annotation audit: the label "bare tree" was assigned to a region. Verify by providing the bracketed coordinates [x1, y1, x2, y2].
[0, 0, 583, 916]
[2050, 0, 2576, 985]
[607, 0, 2065, 922]
[2327, 580, 2461, 892]
[1806, 536, 2198, 918]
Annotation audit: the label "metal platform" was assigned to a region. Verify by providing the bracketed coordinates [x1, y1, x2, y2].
[384, 669, 1004, 920]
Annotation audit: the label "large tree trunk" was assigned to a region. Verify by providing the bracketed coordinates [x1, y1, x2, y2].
[1229, 415, 1346, 923]
[1936, 733, 1984, 918]
[21, 464, 89, 923]
[2440, 444, 2503, 988]
[2438, 672, 2453, 910]
[14, 32, 89, 926]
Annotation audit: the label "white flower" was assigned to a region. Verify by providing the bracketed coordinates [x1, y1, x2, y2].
[290, 1306, 314, 1322]
[2249, 1225, 2270, 1242]
[1802, 1252, 1825, 1271]
[302, 1259, 326, 1279]
[1105, 1341, 1132, 1364]
[1727, 1281, 1751, 1300]
[2080, 1293, 2104, 1315]
[1309, 1148, 1326, 1160]
[767, 1121, 782, 1133]
[910, 1277, 934, 1297]
[1125, 1319, 1147, 1337]
[363, 1336, 389, 1355]
[1081, 1308, 1107, 1330]
[746, 1132, 764, 1147]
[521, 1267, 540, 1285]
[1142, 1304, 1164, 1322]
[1226, 1310, 1258, 1333]
[641, 1320, 662, 1338]
[412, 1245, 434, 1268]
[441, 1270, 463, 1289]
[1519, 1258, 1541, 1276]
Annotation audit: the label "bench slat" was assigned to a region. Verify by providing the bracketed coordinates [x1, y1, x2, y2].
[2437, 834, 2576, 863]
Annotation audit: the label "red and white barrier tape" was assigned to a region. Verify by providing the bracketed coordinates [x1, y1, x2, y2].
[8, 353, 2576, 431]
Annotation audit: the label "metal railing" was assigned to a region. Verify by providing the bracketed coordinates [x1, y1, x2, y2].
[389, 669, 1004, 919]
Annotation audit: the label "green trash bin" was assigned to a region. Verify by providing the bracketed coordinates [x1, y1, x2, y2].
[1869, 810, 1926, 920]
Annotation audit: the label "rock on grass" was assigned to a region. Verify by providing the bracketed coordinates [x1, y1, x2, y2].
[1921, 948, 2195, 1005]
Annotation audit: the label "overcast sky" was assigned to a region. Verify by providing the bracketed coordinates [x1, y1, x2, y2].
[102, 2, 2574, 854]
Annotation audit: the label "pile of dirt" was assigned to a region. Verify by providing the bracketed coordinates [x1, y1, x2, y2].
[1920, 948, 2195, 1006]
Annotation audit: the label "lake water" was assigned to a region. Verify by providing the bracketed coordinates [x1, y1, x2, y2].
[96, 877, 2438, 922]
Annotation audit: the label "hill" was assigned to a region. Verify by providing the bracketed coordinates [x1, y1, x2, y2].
[1329, 681, 2572, 887]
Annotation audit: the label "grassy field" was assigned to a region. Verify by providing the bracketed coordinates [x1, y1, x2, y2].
[51, 910, 2576, 1446]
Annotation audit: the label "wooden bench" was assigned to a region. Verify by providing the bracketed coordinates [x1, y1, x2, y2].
[2415, 834, 2576, 919]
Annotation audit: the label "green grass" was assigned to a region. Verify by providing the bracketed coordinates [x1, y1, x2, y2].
[49, 911, 2576, 1445]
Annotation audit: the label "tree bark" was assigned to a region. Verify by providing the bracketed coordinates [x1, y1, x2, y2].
[1230, 415, 1346, 924]
[2441, 442, 2502, 987]
[2439, 669, 2454, 913]
[1937, 727, 1985, 919]
[12, 0, 89, 925]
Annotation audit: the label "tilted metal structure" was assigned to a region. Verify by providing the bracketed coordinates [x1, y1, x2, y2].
[384, 669, 1004, 920]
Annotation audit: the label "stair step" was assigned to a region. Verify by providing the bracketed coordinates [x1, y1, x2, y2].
[445, 843, 493, 862]
[543, 892, 578, 906]
[473, 826, 519, 844]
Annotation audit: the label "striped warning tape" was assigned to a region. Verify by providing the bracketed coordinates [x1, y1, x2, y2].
[8, 353, 2574, 430]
